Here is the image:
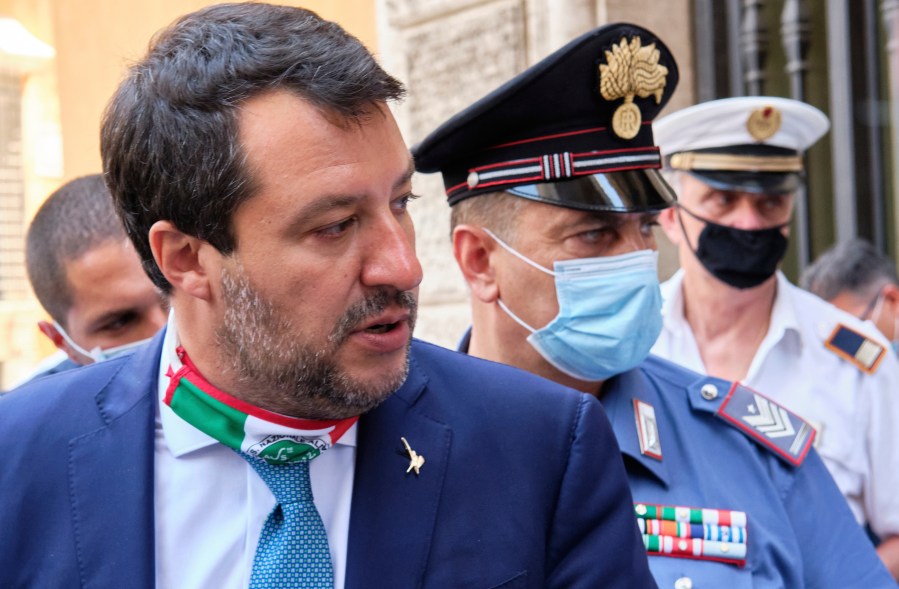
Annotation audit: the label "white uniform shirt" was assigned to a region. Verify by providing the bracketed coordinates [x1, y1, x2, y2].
[653, 270, 899, 538]
[154, 313, 356, 589]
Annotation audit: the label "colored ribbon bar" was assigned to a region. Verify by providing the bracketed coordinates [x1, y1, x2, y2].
[642, 534, 747, 565]
[637, 518, 747, 543]
[634, 503, 747, 528]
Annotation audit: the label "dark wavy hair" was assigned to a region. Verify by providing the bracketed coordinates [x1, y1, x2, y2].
[101, 2, 405, 292]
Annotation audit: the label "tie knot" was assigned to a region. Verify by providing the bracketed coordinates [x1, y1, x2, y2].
[240, 452, 314, 504]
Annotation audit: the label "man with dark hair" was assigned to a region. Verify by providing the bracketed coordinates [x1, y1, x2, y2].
[23, 174, 167, 376]
[0, 4, 653, 588]
[415, 23, 894, 587]
[652, 97, 899, 577]
[802, 238, 899, 351]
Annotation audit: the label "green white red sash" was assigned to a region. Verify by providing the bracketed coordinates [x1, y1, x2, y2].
[164, 346, 357, 465]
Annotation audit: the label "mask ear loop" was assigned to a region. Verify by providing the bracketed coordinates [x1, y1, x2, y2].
[52, 321, 100, 363]
[674, 203, 703, 256]
[481, 227, 551, 334]
[496, 299, 538, 333]
[866, 289, 885, 323]
[481, 227, 556, 276]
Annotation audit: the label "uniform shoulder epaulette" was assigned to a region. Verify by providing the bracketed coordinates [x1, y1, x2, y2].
[715, 382, 815, 466]
[824, 323, 886, 374]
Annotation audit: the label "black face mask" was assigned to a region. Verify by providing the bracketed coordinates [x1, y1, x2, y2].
[677, 205, 789, 289]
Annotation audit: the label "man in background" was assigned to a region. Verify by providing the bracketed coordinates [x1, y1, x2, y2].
[652, 96, 899, 577]
[23, 173, 167, 379]
[802, 238, 899, 352]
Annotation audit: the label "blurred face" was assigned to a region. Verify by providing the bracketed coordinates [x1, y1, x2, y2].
[494, 199, 659, 339]
[675, 172, 794, 234]
[831, 286, 899, 342]
[62, 238, 168, 361]
[829, 290, 878, 322]
[215, 91, 422, 419]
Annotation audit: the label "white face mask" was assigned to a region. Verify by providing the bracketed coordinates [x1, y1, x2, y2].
[52, 321, 150, 364]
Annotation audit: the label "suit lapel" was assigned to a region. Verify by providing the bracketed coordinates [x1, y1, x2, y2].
[68, 333, 164, 589]
[345, 354, 451, 589]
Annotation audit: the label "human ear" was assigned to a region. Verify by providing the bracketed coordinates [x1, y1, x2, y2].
[452, 225, 499, 303]
[37, 320, 65, 350]
[148, 221, 215, 301]
[658, 206, 683, 245]
[882, 283, 899, 312]
[37, 320, 86, 363]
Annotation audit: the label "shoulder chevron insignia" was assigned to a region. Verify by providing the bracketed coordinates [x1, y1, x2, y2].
[716, 382, 815, 466]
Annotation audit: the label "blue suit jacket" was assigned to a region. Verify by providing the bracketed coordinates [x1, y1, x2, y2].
[0, 333, 655, 588]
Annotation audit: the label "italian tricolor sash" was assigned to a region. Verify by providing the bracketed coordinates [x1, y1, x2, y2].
[164, 346, 357, 465]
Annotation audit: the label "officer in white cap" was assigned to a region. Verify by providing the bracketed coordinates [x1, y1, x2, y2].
[652, 96, 899, 578]
[416, 25, 895, 588]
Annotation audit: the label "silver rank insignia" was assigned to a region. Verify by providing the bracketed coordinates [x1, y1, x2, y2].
[634, 399, 662, 460]
[716, 382, 815, 466]
[824, 323, 886, 374]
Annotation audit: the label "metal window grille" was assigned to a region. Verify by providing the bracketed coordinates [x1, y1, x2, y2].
[0, 65, 27, 301]
[692, 0, 899, 274]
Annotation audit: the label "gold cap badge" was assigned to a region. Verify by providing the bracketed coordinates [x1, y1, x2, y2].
[746, 106, 782, 141]
[599, 37, 669, 140]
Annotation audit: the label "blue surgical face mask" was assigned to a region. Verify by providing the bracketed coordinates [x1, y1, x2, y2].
[53, 321, 150, 364]
[484, 228, 663, 381]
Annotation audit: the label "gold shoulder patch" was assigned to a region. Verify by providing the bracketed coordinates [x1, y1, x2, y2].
[824, 323, 886, 374]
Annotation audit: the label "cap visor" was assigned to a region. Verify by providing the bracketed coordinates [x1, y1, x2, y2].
[506, 169, 676, 212]
[688, 170, 801, 195]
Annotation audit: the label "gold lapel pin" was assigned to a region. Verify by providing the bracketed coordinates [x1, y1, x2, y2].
[401, 437, 425, 475]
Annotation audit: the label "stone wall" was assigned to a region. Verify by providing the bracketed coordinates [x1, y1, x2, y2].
[379, 0, 694, 348]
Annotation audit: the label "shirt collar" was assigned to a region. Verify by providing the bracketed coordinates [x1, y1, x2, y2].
[770, 270, 802, 337]
[601, 367, 670, 487]
[157, 310, 357, 458]
[744, 271, 803, 380]
[456, 324, 671, 483]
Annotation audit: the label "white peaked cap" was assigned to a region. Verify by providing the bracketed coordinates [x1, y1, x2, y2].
[654, 96, 830, 157]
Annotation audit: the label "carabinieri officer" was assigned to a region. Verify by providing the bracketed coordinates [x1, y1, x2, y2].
[413, 22, 894, 588]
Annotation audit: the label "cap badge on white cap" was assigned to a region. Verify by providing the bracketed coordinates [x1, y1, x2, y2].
[746, 105, 782, 141]
[599, 37, 669, 140]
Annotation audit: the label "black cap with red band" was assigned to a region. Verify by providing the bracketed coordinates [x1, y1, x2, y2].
[412, 22, 679, 212]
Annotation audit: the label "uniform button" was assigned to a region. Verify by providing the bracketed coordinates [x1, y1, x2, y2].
[674, 577, 693, 589]
[467, 171, 480, 188]
[700, 383, 719, 400]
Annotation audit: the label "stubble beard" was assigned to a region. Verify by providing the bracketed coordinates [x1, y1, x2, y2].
[215, 263, 417, 419]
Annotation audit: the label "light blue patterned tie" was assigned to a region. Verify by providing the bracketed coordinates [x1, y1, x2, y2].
[241, 453, 334, 589]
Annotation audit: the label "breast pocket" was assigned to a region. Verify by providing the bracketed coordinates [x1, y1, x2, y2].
[487, 570, 526, 589]
[649, 556, 753, 589]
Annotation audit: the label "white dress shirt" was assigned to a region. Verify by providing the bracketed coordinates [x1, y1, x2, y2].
[154, 312, 356, 588]
[653, 270, 899, 538]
